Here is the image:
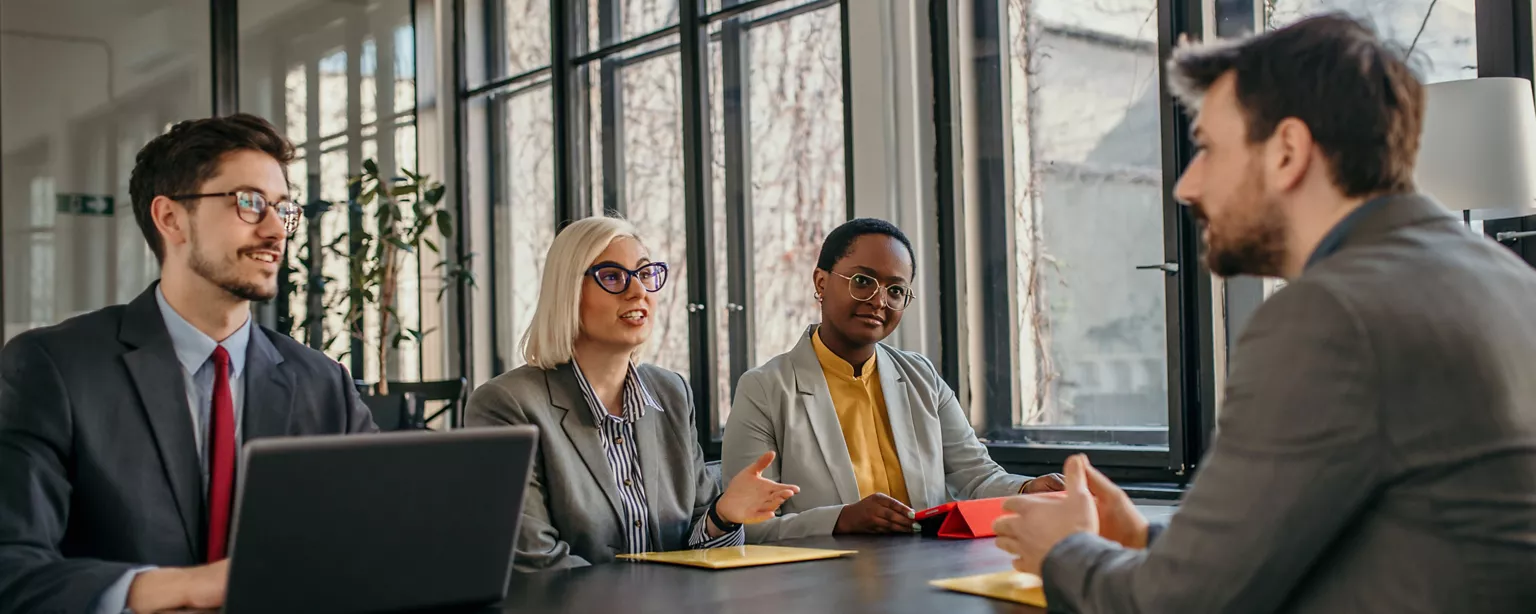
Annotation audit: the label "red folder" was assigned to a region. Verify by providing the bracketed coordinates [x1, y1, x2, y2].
[915, 497, 1009, 539]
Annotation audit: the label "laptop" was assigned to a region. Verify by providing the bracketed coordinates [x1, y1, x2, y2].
[221, 427, 538, 614]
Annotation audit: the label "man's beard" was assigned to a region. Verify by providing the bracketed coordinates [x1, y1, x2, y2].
[188, 227, 278, 302]
[1197, 175, 1288, 278]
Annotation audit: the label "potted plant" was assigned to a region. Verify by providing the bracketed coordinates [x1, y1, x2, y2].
[288, 158, 474, 396]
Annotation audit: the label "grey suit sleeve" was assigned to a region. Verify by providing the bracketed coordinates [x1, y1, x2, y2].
[676, 372, 723, 524]
[917, 355, 1027, 499]
[334, 362, 379, 434]
[723, 372, 844, 543]
[1041, 283, 1383, 614]
[0, 336, 136, 613]
[673, 372, 747, 547]
[465, 384, 590, 571]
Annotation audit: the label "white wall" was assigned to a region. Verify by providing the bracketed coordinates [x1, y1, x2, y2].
[844, 0, 944, 360]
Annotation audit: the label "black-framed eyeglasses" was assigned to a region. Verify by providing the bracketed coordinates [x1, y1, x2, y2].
[829, 270, 916, 311]
[587, 262, 669, 295]
[169, 190, 302, 236]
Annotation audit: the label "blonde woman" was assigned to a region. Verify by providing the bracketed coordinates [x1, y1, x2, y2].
[467, 216, 799, 571]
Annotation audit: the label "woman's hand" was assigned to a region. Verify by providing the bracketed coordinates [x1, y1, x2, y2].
[715, 451, 800, 525]
[1022, 473, 1067, 494]
[834, 493, 917, 534]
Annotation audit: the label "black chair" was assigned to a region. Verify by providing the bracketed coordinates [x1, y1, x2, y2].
[360, 391, 420, 432]
[355, 378, 470, 430]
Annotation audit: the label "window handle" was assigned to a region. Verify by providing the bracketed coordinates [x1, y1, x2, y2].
[1136, 262, 1179, 275]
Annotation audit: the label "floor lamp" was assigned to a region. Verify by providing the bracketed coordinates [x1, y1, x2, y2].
[1415, 77, 1536, 241]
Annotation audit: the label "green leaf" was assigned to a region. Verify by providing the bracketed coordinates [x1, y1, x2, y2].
[402, 168, 421, 182]
[436, 211, 455, 238]
[423, 184, 446, 205]
[390, 184, 416, 198]
[388, 236, 414, 253]
[422, 238, 439, 253]
[363, 159, 379, 175]
[358, 190, 376, 206]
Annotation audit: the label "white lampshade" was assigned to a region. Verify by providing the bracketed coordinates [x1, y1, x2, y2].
[1415, 77, 1536, 221]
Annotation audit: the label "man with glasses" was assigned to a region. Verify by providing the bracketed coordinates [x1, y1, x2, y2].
[721, 218, 1066, 543]
[0, 113, 377, 613]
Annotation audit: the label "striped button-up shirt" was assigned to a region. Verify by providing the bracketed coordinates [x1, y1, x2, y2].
[570, 361, 744, 553]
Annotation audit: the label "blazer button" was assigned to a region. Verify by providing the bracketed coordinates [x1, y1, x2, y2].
[615, 436, 624, 444]
[634, 519, 642, 528]
[624, 479, 633, 487]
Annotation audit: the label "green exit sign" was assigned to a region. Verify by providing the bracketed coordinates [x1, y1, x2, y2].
[56, 193, 115, 216]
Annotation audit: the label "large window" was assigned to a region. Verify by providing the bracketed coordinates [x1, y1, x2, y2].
[240, 0, 421, 383]
[1004, 0, 1170, 445]
[1267, 0, 1476, 84]
[708, 0, 847, 428]
[472, 0, 849, 444]
[959, 0, 1484, 477]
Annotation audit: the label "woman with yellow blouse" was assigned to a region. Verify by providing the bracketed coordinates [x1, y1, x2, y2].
[722, 219, 1065, 543]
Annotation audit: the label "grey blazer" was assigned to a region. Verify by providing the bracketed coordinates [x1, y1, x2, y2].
[0, 284, 378, 614]
[465, 362, 722, 571]
[723, 326, 1027, 543]
[1042, 194, 1536, 613]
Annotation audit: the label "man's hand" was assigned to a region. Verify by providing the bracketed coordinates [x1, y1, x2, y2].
[715, 451, 800, 526]
[1023, 473, 1067, 494]
[126, 559, 229, 613]
[834, 493, 917, 534]
[993, 454, 1099, 574]
[1080, 455, 1149, 549]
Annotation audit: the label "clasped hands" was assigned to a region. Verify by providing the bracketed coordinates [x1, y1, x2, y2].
[992, 454, 1150, 575]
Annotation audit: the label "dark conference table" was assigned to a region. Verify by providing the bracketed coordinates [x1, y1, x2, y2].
[501, 504, 1178, 614]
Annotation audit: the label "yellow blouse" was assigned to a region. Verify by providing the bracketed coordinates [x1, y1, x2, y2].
[811, 330, 911, 506]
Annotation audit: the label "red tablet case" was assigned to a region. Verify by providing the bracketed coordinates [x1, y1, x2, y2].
[915, 497, 1009, 539]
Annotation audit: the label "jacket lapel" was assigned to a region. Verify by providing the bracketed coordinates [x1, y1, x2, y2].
[119, 285, 203, 558]
[546, 365, 624, 524]
[791, 326, 860, 504]
[242, 329, 293, 442]
[876, 345, 929, 508]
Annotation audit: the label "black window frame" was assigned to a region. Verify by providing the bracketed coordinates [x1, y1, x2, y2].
[929, 0, 1213, 485]
[450, 0, 1533, 483]
[464, 0, 853, 460]
[932, 0, 1531, 488]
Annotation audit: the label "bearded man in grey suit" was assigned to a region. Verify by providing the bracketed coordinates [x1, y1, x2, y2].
[993, 13, 1536, 614]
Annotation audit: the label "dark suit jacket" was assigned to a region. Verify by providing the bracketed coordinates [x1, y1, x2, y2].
[1041, 194, 1536, 613]
[465, 362, 722, 571]
[0, 285, 377, 613]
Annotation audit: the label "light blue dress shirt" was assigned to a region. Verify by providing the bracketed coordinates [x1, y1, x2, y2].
[93, 287, 253, 614]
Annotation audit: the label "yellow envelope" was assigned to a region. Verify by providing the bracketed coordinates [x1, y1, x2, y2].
[616, 545, 857, 569]
[930, 570, 1047, 607]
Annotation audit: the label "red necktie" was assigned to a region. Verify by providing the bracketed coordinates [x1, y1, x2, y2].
[206, 346, 236, 562]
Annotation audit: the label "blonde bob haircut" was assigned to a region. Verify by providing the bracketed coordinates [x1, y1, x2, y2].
[520, 215, 648, 369]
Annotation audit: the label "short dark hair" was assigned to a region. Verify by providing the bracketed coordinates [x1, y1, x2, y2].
[1167, 13, 1424, 197]
[128, 113, 295, 263]
[816, 218, 916, 275]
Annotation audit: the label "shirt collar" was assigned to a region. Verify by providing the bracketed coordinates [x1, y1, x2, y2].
[811, 328, 877, 382]
[1305, 194, 1395, 271]
[569, 360, 663, 423]
[155, 285, 252, 378]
